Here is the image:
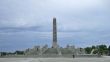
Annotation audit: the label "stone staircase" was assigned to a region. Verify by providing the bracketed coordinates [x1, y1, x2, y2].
[60, 48, 74, 54]
[43, 48, 59, 54]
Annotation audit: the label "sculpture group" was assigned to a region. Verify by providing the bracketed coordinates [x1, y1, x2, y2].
[24, 18, 87, 57]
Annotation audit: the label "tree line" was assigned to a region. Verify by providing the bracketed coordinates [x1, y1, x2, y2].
[84, 45, 110, 56]
[0, 51, 24, 56]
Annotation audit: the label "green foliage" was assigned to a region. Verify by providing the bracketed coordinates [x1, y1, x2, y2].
[108, 45, 110, 56]
[98, 45, 108, 55]
[85, 45, 109, 55]
[92, 46, 96, 49]
[85, 47, 92, 54]
[108, 46, 110, 51]
[0, 52, 7, 56]
[93, 49, 98, 54]
[14, 51, 24, 55]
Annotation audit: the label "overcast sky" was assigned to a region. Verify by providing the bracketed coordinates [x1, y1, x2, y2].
[0, 0, 110, 52]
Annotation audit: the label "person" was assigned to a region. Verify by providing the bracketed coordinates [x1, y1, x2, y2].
[72, 54, 75, 58]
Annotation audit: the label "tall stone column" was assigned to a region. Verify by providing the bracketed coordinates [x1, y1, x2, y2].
[52, 17, 58, 48]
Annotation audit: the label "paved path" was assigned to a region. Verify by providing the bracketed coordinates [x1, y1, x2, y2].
[0, 56, 110, 62]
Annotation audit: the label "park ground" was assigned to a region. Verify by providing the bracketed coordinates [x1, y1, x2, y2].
[0, 56, 110, 62]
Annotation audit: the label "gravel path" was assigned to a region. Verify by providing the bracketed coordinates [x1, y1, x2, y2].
[0, 56, 110, 62]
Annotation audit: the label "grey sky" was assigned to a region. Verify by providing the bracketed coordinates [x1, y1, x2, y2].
[0, 0, 110, 52]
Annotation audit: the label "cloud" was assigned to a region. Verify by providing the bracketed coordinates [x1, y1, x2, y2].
[0, 26, 42, 33]
[1, 0, 109, 32]
[0, 0, 110, 51]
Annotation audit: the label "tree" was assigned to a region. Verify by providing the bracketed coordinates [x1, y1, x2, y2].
[0, 52, 7, 56]
[97, 45, 108, 55]
[92, 45, 96, 49]
[85, 47, 92, 54]
[108, 45, 110, 56]
[14, 51, 24, 55]
[84, 45, 108, 55]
